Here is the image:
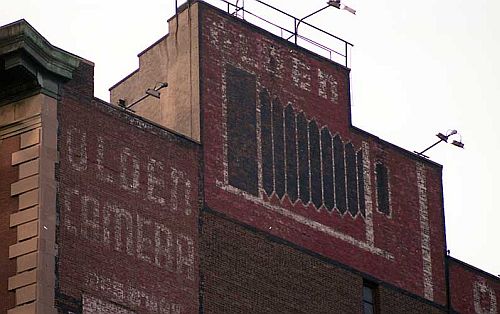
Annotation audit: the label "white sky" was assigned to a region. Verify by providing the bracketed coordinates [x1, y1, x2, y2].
[1, 0, 498, 276]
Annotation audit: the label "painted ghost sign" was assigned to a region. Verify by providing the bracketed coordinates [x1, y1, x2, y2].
[201, 6, 446, 304]
[58, 101, 199, 313]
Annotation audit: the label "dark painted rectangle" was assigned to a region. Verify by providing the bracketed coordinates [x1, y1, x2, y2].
[260, 90, 274, 196]
[285, 105, 298, 202]
[227, 65, 258, 195]
[376, 163, 390, 215]
[321, 128, 335, 211]
[357, 150, 366, 216]
[345, 143, 359, 216]
[333, 135, 347, 214]
[273, 98, 285, 199]
[297, 112, 310, 204]
[309, 121, 322, 208]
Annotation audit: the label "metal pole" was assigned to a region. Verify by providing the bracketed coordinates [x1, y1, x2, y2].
[295, 5, 330, 43]
[415, 139, 444, 157]
[345, 42, 348, 66]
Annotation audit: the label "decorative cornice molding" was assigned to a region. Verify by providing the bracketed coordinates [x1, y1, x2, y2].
[0, 19, 82, 80]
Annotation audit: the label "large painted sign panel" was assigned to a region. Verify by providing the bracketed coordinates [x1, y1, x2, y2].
[58, 99, 199, 313]
[201, 4, 446, 304]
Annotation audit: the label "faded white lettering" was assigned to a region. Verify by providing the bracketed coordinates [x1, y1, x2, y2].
[67, 134, 193, 214]
[67, 127, 87, 171]
[86, 273, 182, 313]
[97, 136, 114, 183]
[155, 223, 174, 271]
[318, 68, 339, 103]
[81, 195, 100, 241]
[137, 214, 153, 263]
[120, 147, 140, 192]
[114, 206, 134, 256]
[147, 158, 166, 205]
[474, 278, 497, 314]
[170, 168, 192, 216]
[292, 56, 311, 91]
[62, 188, 79, 235]
[176, 234, 195, 281]
[63, 190, 194, 280]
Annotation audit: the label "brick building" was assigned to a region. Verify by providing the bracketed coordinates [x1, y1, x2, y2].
[0, 1, 498, 313]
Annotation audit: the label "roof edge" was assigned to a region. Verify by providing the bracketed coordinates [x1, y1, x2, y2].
[0, 19, 87, 80]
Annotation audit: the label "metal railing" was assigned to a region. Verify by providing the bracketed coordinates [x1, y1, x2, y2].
[175, 0, 353, 67]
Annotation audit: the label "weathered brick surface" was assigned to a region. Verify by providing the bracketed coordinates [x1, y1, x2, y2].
[0, 135, 19, 313]
[82, 294, 135, 314]
[449, 258, 500, 313]
[378, 285, 445, 314]
[201, 209, 447, 313]
[200, 209, 362, 313]
[56, 63, 200, 313]
[199, 3, 446, 304]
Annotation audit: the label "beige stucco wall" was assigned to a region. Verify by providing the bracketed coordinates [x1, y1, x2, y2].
[110, 3, 200, 142]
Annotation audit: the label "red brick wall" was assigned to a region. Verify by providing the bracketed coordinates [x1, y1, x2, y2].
[200, 3, 446, 304]
[449, 258, 500, 313]
[200, 209, 363, 314]
[56, 64, 200, 313]
[0, 135, 19, 313]
[377, 285, 445, 313]
[201, 209, 447, 313]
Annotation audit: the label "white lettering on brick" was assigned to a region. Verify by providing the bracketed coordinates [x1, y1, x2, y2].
[85, 273, 182, 313]
[67, 134, 193, 212]
[137, 214, 153, 263]
[170, 168, 192, 216]
[318, 69, 339, 104]
[83, 294, 133, 314]
[62, 188, 79, 235]
[176, 234, 195, 281]
[113, 205, 134, 256]
[97, 136, 115, 183]
[292, 56, 311, 91]
[62, 190, 194, 280]
[81, 195, 101, 241]
[155, 222, 174, 271]
[67, 127, 87, 171]
[474, 277, 497, 314]
[147, 158, 166, 205]
[103, 203, 112, 247]
[120, 147, 140, 192]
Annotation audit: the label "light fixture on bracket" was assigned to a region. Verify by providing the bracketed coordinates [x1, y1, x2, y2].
[415, 129, 465, 158]
[327, 0, 356, 14]
[121, 82, 168, 111]
[287, 0, 356, 43]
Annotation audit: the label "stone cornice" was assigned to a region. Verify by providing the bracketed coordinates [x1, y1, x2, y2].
[0, 19, 83, 80]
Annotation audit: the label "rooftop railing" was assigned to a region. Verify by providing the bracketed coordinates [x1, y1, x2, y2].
[175, 0, 353, 67]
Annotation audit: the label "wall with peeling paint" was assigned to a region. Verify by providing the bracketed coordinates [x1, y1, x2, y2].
[200, 3, 447, 305]
[449, 258, 500, 314]
[56, 63, 200, 313]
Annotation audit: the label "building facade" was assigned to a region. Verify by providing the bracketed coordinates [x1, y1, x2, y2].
[0, 1, 498, 313]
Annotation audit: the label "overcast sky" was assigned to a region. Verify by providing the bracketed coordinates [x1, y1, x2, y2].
[1, 0, 498, 275]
